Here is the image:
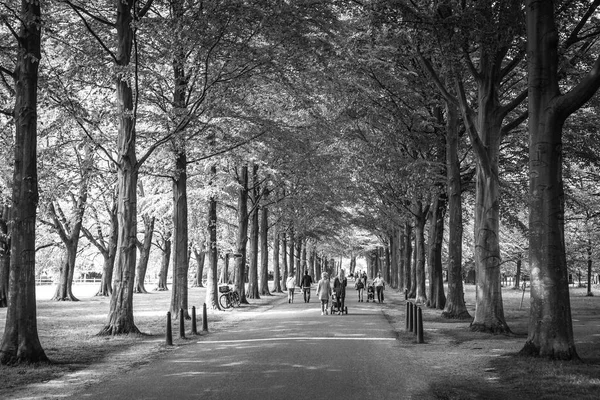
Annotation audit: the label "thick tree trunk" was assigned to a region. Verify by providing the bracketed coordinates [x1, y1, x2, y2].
[171, 151, 190, 318]
[272, 231, 282, 292]
[281, 231, 288, 290]
[398, 228, 405, 292]
[414, 204, 428, 305]
[247, 165, 260, 299]
[259, 189, 271, 296]
[100, 0, 140, 336]
[192, 243, 206, 287]
[205, 165, 220, 310]
[156, 235, 171, 291]
[427, 194, 446, 310]
[389, 231, 398, 289]
[52, 245, 79, 301]
[586, 241, 593, 296]
[0, 205, 9, 308]
[288, 229, 295, 278]
[442, 102, 470, 319]
[0, 0, 48, 363]
[295, 240, 302, 287]
[404, 222, 412, 295]
[134, 215, 154, 294]
[234, 166, 249, 304]
[521, 0, 600, 359]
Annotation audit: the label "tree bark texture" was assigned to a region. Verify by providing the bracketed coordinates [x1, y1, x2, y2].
[192, 243, 205, 287]
[427, 194, 447, 310]
[0, 0, 48, 364]
[404, 222, 412, 296]
[171, 151, 190, 318]
[0, 205, 9, 308]
[442, 101, 470, 319]
[281, 230, 288, 290]
[521, 0, 600, 359]
[272, 231, 282, 292]
[259, 189, 271, 296]
[134, 215, 154, 294]
[205, 165, 220, 310]
[96, 200, 118, 297]
[100, 0, 140, 336]
[156, 234, 171, 291]
[247, 165, 260, 299]
[414, 203, 428, 305]
[234, 166, 249, 304]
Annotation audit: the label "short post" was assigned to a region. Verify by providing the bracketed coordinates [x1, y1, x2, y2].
[179, 308, 185, 338]
[404, 289, 408, 300]
[166, 312, 173, 346]
[417, 307, 424, 343]
[405, 302, 410, 331]
[408, 302, 414, 332]
[191, 306, 198, 335]
[413, 303, 418, 336]
[202, 303, 208, 332]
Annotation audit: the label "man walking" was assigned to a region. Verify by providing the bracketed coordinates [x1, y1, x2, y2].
[373, 272, 386, 303]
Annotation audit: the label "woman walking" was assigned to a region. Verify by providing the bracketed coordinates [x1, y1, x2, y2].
[316, 273, 332, 315]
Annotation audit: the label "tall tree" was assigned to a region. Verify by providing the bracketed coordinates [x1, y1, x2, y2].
[259, 188, 271, 296]
[234, 166, 249, 304]
[205, 165, 220, 310]
[0, 0, 48, 364]
[520, 0, 600, 360]
[0, 205, 9, 307]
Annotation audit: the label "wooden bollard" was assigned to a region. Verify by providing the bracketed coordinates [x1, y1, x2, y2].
[405, 302, 410, 331]
[417, 307, 424, 343]
[166, 312, 173, 346]
[404, 289, 408, 300]
[191, 306, 198, 335]
[202, 303, 208, 332]
[413, 303, 418, 336]
[408, 302, 414, 332]
[179, 308, 185, 338]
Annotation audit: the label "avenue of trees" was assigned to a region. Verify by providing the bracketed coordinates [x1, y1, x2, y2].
[1, 0, 599, 364]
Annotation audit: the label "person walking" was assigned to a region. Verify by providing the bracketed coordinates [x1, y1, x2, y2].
[301, 270, 313, 303]
[355, 276, 364, 302]
[286, 273, 296, 303]
[316, 273, 332, 315]
[333, 269, 347, 314]
[373, 272, 385, 303]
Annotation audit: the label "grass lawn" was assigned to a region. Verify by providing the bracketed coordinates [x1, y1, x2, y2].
[1, 282, 599, 399]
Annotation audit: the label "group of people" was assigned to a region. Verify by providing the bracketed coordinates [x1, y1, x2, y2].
[285, 269, 386, 315]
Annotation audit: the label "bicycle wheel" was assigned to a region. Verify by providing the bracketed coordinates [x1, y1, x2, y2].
[219, 293, 231, 309]
[232, 291, 241, 307]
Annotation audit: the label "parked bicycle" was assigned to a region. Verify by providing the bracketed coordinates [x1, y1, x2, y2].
[218, 285, 240, 309]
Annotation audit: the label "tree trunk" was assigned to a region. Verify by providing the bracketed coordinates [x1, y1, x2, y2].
[272, 231, 282, 292]
[52, 245, 79, 302]
[192, 243, 206, 287]
[259, 189, 271, 296]
[99, 0, 140, 336]
[514, 253, 522, 290]
[234, 166, 249, 304]
[442, 101, 470, 319]
[134, 215, 154, 294]
[289, 228, 295, 278]
[521, 0, 600, 359]
[404, 221, 412, 296]
[247, 166, 260, 299]
[156, 234, 171, 291]
[96, 200, 118, 297]
[281, 231, 288, 290]
[389, 231, 398, 289]
[427, 194, 446, 310]
[171, 150, 190, 318]
[414, 203, 428, 305]
[295, 239, 302, 287]
[205, 164, 220, 310]
[586, 240, 593, 296]
[0, 205, 9, 308]
[0, 0, 48, 364]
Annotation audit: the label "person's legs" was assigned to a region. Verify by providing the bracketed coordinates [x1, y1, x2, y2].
[376, 286, 382, 302]
[306, 288, 310, 302]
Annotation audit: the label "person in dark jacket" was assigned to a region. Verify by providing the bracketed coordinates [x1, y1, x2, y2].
[300, 270, 313, 303]
[333, 269, 347, 314]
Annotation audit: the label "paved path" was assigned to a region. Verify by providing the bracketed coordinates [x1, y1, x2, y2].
[74, 293, 435, 400]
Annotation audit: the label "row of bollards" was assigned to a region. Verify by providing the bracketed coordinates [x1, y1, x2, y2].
[405, 301, 424, 343]
[166, 303, 209, 346]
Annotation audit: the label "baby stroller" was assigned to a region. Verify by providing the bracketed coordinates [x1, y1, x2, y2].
[330, 292, 348, 315]
[366, 283, 375, 302]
